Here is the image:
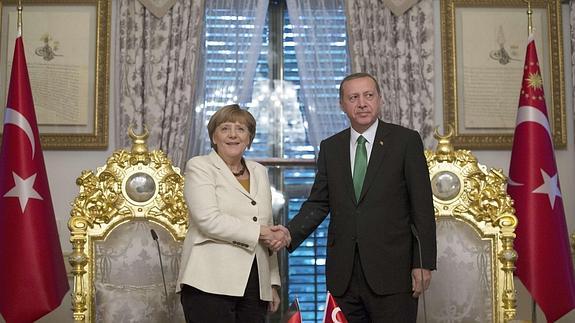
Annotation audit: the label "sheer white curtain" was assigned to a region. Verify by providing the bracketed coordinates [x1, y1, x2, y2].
[115, 0, 204, 167]
[286, 0, 349, 152]
[187, 0, 269, 156]
[345, 0, 435, 147]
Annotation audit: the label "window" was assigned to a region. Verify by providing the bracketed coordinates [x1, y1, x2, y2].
[204, 1, 348, 321]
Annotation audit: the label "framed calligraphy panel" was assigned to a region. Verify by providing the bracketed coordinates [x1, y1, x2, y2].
[441, 0, 565, 149]
[0, 0, 110, 149]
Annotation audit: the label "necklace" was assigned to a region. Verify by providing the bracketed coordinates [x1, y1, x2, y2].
[232, 165, 245, 177]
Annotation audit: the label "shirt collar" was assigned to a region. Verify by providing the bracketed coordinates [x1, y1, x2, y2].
[350, 120, 378, 145]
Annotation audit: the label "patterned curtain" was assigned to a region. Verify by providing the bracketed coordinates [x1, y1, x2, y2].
[345, 0, 435, 147]
[116, 0, 204, 167]
[382, 0, 420, 16]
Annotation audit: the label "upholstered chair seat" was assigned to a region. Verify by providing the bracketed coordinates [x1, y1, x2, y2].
[68, 128, 188, 323]
[417, 129, 518, 323]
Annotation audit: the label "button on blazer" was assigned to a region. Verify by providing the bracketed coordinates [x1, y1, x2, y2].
[177, 151, 280, 301]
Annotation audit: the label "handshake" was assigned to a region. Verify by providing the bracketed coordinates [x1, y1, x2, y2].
[259, 225, 291, 252]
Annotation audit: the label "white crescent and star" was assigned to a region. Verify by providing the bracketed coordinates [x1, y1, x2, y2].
[2, 107, 43, 213]
[532, 169, 562, 209]
[508, 105, 561, 210]
[514, 105, 551, 137]
[331, 307, 343, 323]
[4, 107, 35, 159]
[3, 172, 43, 213]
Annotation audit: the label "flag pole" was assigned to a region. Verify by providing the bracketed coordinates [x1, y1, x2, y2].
[17, 0, 22, 37]
[524, 3, 537, 321]
[522, 3, 539, 322]
[526, 0, 533, 35]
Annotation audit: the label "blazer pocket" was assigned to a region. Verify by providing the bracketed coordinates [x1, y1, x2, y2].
[192, 234, 217, 245]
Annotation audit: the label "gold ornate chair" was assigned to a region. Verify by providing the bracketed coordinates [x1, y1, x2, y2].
[68, 129, 188, 323]
[418, 129, 518, 323]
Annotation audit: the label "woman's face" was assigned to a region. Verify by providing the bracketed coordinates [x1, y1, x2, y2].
[212, 121, 251, 161]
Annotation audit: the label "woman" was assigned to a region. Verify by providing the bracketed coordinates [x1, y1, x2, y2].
[177, 104, 284, 323]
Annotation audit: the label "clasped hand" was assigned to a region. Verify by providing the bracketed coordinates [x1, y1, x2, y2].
[260, 225, 291, 252]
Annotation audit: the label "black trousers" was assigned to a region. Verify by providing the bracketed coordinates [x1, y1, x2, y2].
[334, 248, 418, 323]
[180, 260, 268, 323]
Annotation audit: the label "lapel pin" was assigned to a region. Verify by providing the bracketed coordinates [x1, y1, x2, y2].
[379, 141, 384, 146]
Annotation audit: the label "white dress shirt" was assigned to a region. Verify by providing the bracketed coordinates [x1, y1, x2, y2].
[349, 121, 378, 174]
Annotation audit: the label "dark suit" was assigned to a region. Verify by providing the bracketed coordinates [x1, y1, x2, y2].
[287, 120, 436, 299]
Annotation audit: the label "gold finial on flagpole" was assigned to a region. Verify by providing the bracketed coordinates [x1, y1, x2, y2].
[527, 1, 533, 35]
[17, 0, 22, 37]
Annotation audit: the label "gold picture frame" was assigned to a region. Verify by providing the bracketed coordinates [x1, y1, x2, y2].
[0, 0, 110, 149]
[441, 0, 565, 149]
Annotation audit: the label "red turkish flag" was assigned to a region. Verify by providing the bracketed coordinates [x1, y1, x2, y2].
[322, 292, 348, 323]
[507, 34, 575, 322]
[281, 298, 302, 323]
[0, 37, 69, 323]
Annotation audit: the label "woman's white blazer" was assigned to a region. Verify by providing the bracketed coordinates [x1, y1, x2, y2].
[176, 151, 280, 301]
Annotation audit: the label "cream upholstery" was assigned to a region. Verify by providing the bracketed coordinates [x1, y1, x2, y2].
[417, 129, 518, 323]
[68, 129, 188, 323]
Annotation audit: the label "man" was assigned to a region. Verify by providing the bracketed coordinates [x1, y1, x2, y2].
[269, 72, 436, 322]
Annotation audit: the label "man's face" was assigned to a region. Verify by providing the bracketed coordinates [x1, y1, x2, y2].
[340, 76, 381, 133]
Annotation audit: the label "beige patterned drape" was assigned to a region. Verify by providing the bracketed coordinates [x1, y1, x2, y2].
[138, 0, 177, 18]
[345, 0, 435, 147]
[382, 0, 420, 16]
[116, 0, 204, 166]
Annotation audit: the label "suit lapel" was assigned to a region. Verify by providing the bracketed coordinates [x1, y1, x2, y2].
[245, 160, 259, 196]
[338, 129, 356, 205]
[208, 151, 254, 198]
[357, 121, 390, 203]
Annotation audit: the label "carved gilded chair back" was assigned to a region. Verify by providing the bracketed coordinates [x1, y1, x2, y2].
[418, 128, 518, 323]
[68, 128, 188, 323]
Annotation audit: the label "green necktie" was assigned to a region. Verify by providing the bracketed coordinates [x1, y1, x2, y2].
[353, 136, 367, 200]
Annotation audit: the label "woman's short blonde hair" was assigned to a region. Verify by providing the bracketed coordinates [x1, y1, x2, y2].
[207, 104, 257, 150]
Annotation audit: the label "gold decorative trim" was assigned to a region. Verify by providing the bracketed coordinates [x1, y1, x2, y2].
[425, 128, 517, 322]
[68, 128, 188, 322]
